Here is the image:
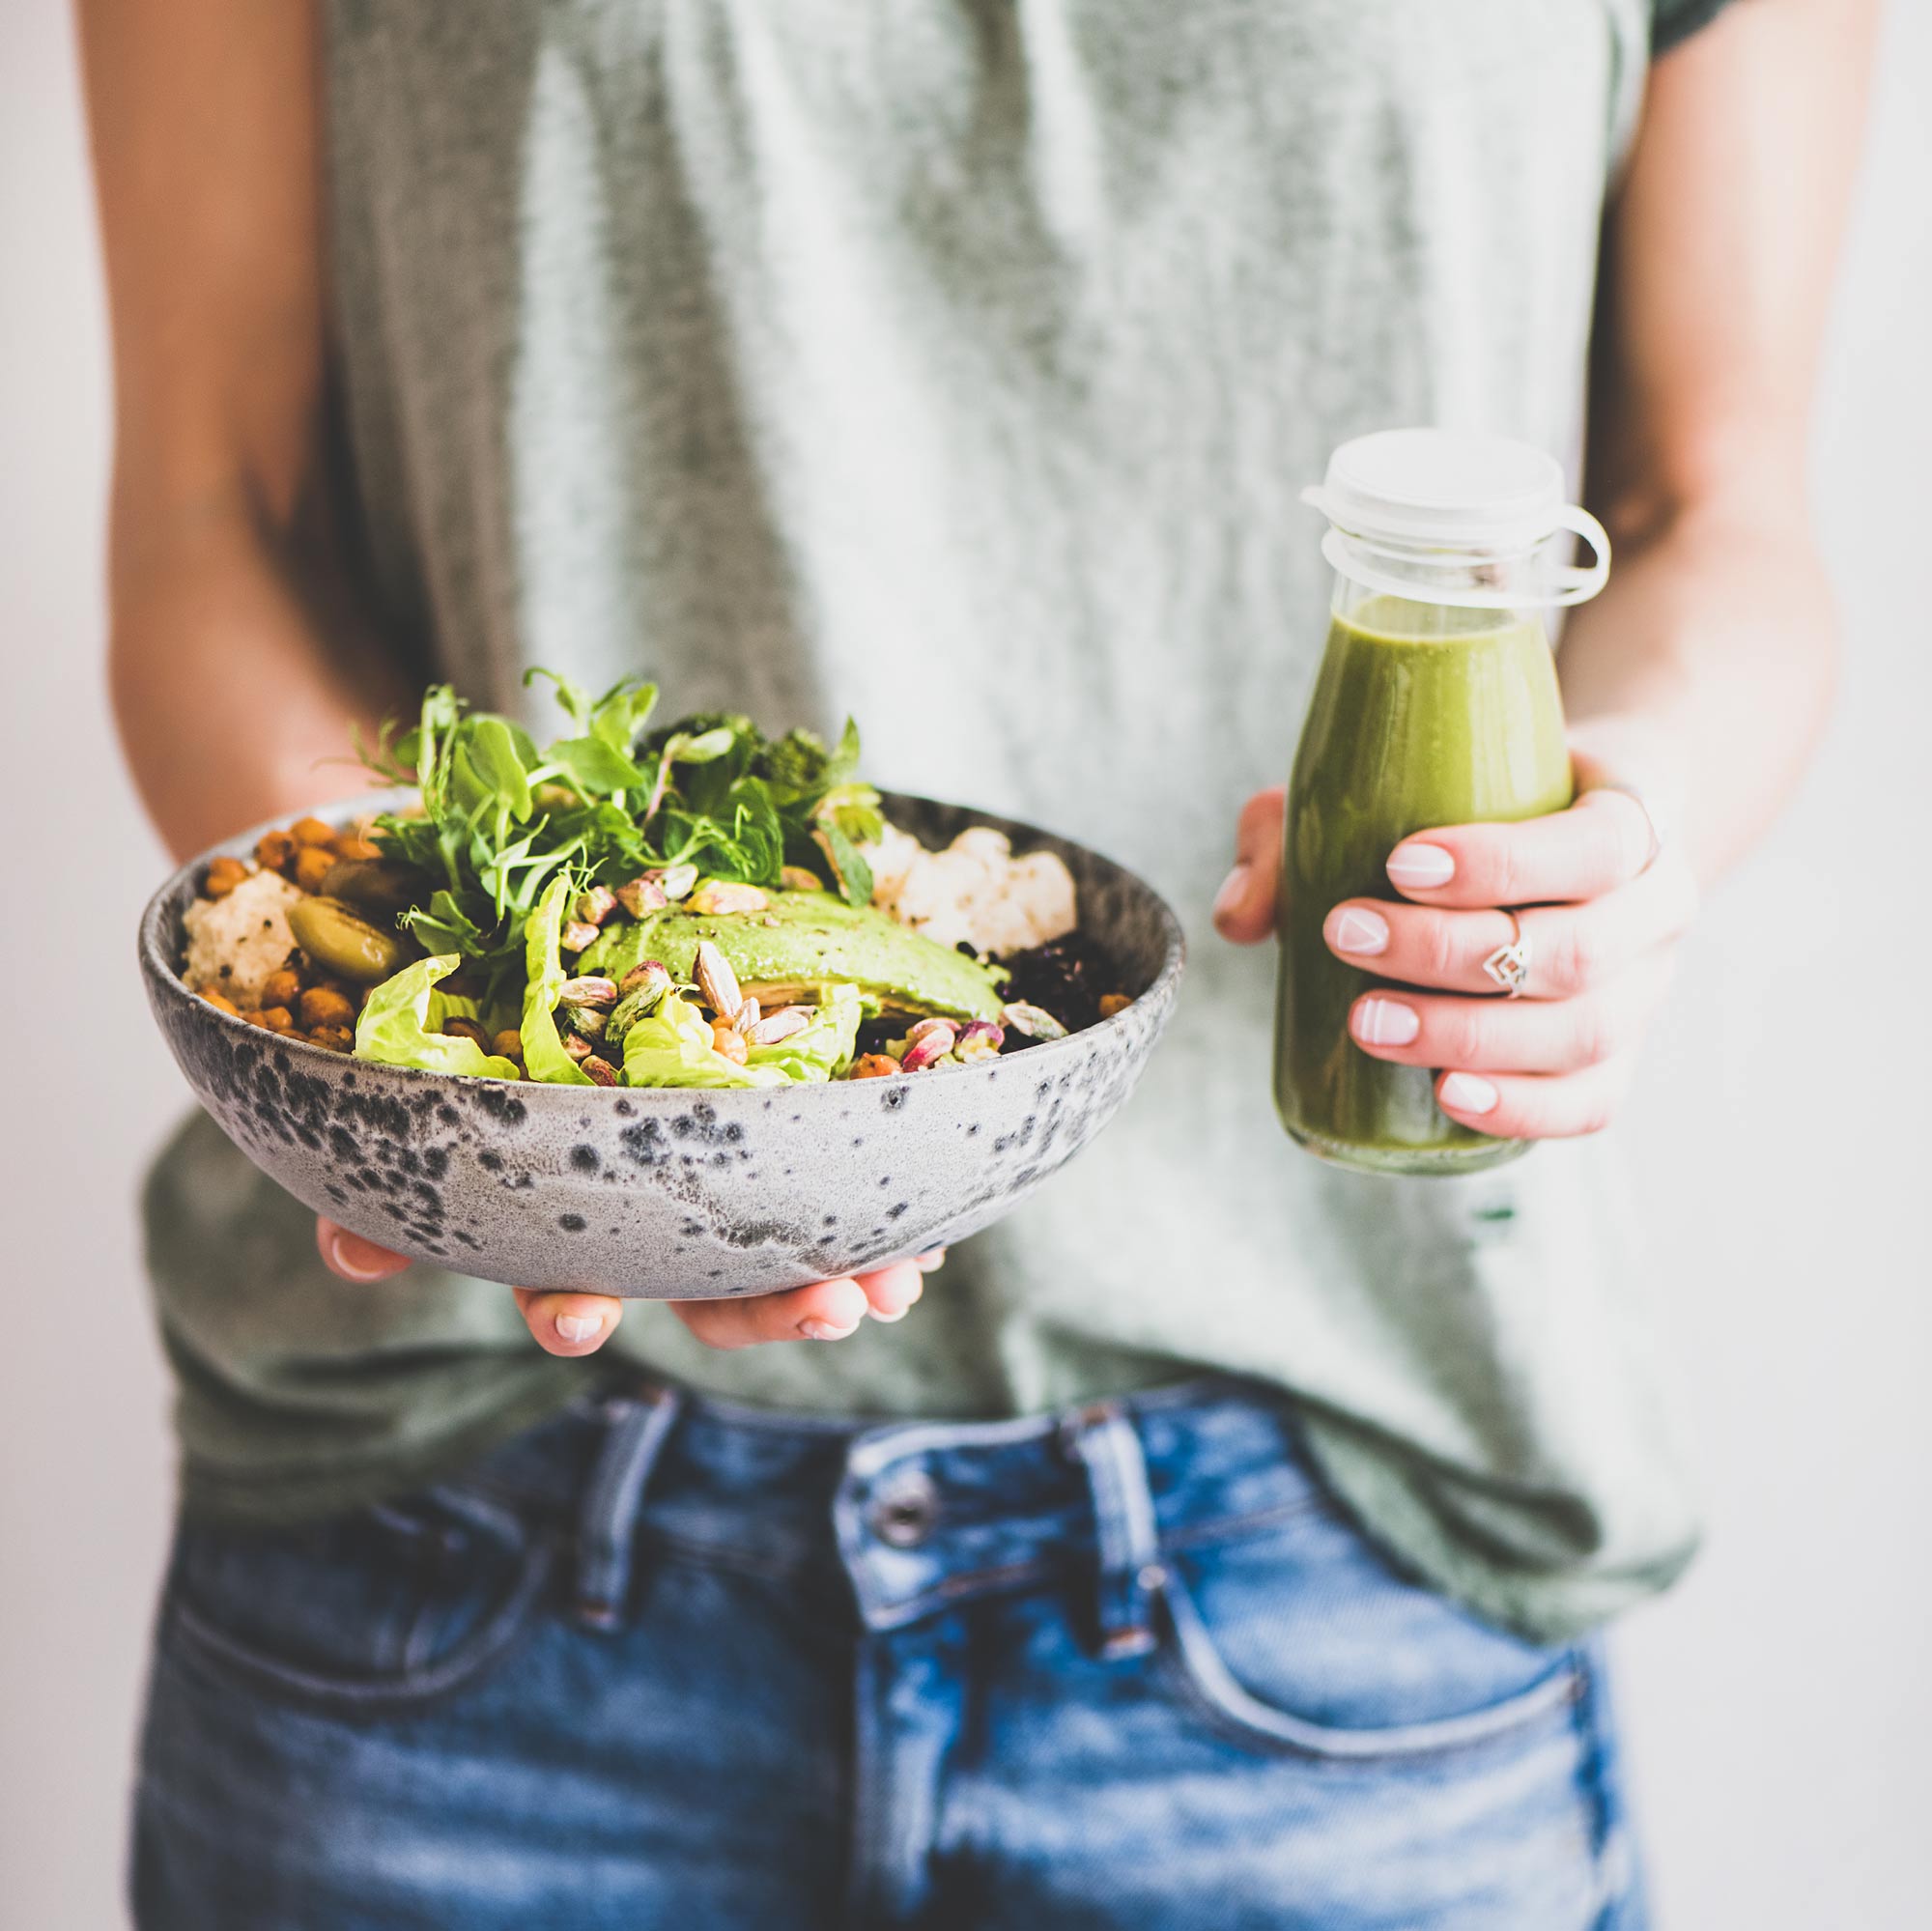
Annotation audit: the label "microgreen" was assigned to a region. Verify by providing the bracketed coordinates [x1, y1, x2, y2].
[356, 675, 879, 991]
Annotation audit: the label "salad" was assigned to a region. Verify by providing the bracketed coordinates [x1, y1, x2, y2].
[179, 673, 1131, 1090]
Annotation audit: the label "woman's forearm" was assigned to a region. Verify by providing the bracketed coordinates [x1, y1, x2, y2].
[110, 500, 412, 862]
[1555, 497, 1838, 885]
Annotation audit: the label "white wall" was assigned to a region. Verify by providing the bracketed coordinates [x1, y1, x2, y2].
[0, 3, 1924, 1928]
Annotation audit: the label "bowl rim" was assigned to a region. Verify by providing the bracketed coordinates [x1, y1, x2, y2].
[139, 785, 1188, 1102]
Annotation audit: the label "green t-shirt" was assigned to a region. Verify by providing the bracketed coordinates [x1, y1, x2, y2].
[148, 0, 1733, 1639]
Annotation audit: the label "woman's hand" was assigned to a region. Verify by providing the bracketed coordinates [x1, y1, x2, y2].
[1212, 747, 1699, 1140]
[315, 1218, 941, 1355]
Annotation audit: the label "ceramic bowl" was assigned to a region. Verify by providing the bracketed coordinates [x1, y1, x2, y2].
[139, 792, 1184, 1295]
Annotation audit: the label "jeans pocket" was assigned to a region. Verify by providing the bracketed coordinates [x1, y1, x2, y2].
[1156, 1516, 1582, 1763]
[158, 1482, 556, 1717]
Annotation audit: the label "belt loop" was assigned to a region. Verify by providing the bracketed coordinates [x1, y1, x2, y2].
[575, 1383, 683, 1630]
[1064, 1403, 1163, 1660]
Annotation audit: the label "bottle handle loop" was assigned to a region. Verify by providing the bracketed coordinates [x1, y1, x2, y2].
[1314, 504, 1611, 612]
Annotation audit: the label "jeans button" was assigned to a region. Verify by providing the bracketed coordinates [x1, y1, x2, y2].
[869, 1470, 939, 1548]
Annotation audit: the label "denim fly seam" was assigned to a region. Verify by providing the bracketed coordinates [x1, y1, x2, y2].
[573, 1385, 683, 1628]
[834, 1397, 1179, 1924]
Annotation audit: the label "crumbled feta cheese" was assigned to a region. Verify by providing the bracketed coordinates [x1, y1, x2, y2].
[182, 868, 305, 1007]
[866, 824, 1077, 955]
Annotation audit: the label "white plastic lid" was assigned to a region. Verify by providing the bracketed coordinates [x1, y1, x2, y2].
[1303, 429, 1568, 552]
[1301, 427, 1610, 607]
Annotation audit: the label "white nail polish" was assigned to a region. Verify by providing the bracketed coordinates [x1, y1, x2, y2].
[1355, 998, 1419, 1046]
[1387, 844, 1456, 889]
[325, 1234, 390, 1283]
[1332, 907, 1389, 955]
[800, 1319, 860, 1341]
[555, 1313, 602, 1343]
[1439, 1072, 1498, 1115]
[870, 1306, 909, 1323]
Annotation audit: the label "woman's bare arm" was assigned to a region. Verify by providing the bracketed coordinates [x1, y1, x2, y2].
[1561, 0, 1880, 878]
[77, 0, 410, 863]
[1216, 0, 1876, 1142]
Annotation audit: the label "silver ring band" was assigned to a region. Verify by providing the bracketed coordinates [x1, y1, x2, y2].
[1482, 910, 1532, 999]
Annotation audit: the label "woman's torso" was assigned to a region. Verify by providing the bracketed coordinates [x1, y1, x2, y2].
[146, 0, 1695, 1640]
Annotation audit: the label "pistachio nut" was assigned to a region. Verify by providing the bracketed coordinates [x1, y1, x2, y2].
[614, 876, 668, 919]
[690, 880, 769, 916]
[694, 940, 743, 1021]
[746, 1006, 812, 1046]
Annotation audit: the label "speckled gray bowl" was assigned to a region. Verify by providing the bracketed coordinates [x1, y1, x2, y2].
[140, 792, 1184, 1296]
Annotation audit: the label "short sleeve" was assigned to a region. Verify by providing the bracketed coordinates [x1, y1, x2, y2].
[1653, 0, 1740, 57]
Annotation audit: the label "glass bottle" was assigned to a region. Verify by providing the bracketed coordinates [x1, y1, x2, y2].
[1274, 429, 1610, 1176]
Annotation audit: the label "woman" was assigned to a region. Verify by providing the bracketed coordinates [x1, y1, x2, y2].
[86, 1, 1868, 1924]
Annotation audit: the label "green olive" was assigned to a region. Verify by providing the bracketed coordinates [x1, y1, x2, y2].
[289, 895, 407, 985]
[316, 857, 432, 921]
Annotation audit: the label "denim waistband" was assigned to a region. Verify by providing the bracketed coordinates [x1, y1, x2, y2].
[455, 1376, 1331, 1646]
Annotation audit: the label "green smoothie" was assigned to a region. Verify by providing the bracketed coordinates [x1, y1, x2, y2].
[1273, 593, 1572, 1175]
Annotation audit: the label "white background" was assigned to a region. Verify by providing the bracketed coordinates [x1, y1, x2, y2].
[2, 4, 1926, 1926]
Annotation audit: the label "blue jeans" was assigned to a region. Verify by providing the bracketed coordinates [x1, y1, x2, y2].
[133, 1380, 1646, 1929]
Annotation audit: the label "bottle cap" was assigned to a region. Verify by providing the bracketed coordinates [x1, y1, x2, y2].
[1302, 428, 1609, 609]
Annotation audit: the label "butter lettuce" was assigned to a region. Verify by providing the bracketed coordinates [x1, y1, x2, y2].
[355, 955, 521, 1079]
[744, 982, 862, 1083]
[520, 876, 593, 1086]
[618, 990, 787, 1089]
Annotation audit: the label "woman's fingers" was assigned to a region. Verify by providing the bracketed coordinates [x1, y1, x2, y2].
[1323, 857, 1696, 998]
[318, 1213, 941, 1355]
[669, 1251, 938, 1350]
[1385, 787, 1658, 909]
[512, 1289, 625, 1355]
[1349, 951, 1676, 1074]
[1212, 788, 1286, 944]
[316, 1218, 413, 1282]
[1432, 1057, 1640, 1142]
[669, 1274, 875, 1349]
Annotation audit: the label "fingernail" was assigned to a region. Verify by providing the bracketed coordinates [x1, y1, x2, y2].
[913, 1249, 947, 1274]
[325, 1230, 390, 1283]
[1353, 997, 1420, 1046]
[799, 1318, 860, 1341]
[555, 1313, 604, 1344]
[1387, 844, 1455, 889]
[1439, 1072, 1498, 1115]
[872, 1279, 926, 1320]
[1211, 865, 1251, 922]
[1330, 906, 1389, 955]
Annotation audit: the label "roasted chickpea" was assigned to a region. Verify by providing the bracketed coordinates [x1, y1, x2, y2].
[292, 844, 337, 893]
[203, 856, 250, 899]
[290, 815, 338, 847]
[329, 833, 384, 863]
[241, 1008, 271, 1030]
[298, 984, 357, 1030]
[262, 967, 303, 1010]
[255, 828, 298, 873]
[308, 1023, 355, 1054]
[491, 1029, 524, 1061]
[1097, 992, 1132, 1018]
[711, 1022, 750, 1065]
[848, 1053, 902, 1080]
[199, 988, 241, 1016]
[261, 1007, 298, 1034]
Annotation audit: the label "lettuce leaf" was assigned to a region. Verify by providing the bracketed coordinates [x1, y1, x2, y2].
[355, 955, 521, 1079]
[618, 990, 787, 1090]
[520, 876, 593, 1086]
[744, 983, 862, 1083]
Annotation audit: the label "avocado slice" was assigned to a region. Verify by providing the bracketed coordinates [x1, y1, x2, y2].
[579, 889, 1005, 1022]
